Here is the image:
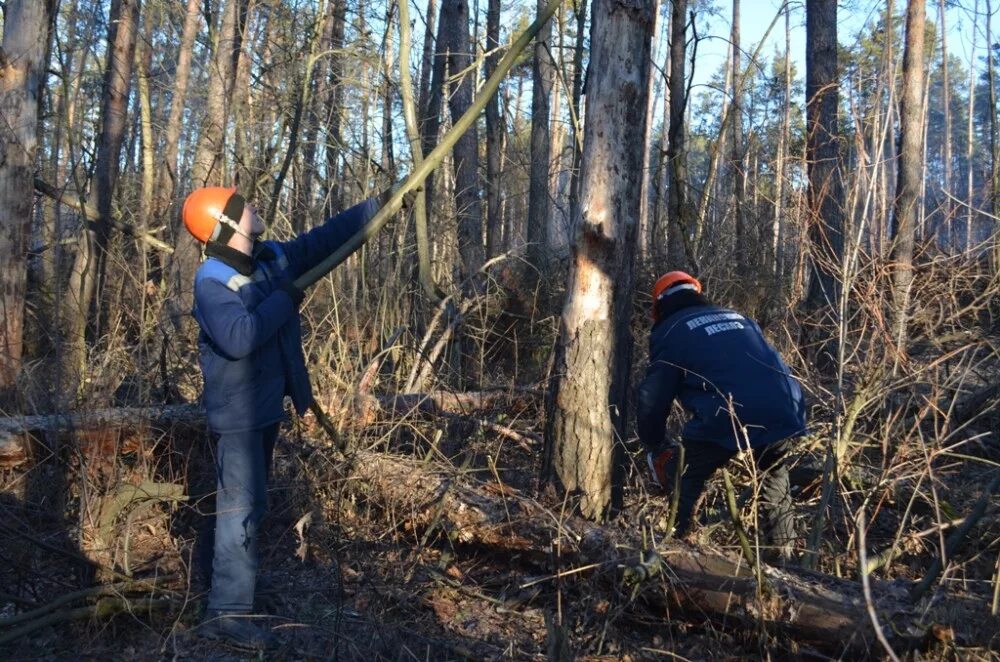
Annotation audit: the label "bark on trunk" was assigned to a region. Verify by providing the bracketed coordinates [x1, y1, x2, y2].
[938, 0, 953, 242]
[666, 0, 695, 270]
[0, 0, 53, 393]
[163, 0, 246, 334]
[63, 0, 140, 400]
[526, 0, 555, 269]
[802, 0, 844, 372]
[153, 0, 201, 228]
[442, 0, 484, 285]
[484, 0, 503, 258]
[545, 0, 654, 521]
[890, 0, 926, 356]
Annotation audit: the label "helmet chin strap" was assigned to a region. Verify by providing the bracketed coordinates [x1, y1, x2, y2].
[217, 214, 254, 243]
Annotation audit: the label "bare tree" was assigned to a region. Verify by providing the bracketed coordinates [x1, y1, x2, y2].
[730, 0, 748, 272]
[967, 0, 980, 250]
[666, 0, 695, 269]
[153, 0, 201, 228]
[163, 0, 248, 331]
[938, 0, 953, 239]
[484, 0, 503, 257]
[442, 0, 484, 284]
[988, 0, 999, 222]
[891, 0, 926, 354]
[64, 0, 140, 393]
[803, 0, 844, 371]
[0, 0, 53, 394]
[545, 0, 655, 521]
[526, 0, 555, 269]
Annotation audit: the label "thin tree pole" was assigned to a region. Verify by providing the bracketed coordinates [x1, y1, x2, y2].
[526, 0, 556, 273]
[939, 0, 954, 244]
[891, 0, 926, 358]
[773, 3, 791, 279]
[400, 0, 442, 299]
[987, 0, 999, 224]
[967, 0, 980, 250]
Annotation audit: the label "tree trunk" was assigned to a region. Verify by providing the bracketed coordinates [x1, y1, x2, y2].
[295, 0, 340, 230]
[802, 0, 844, 372]
[666, 0, 695, 270]
[63, 0, 140, 399]
[637, 0, 663, 263]
[566, 0, 588, 240]
[987, 0, 999, 224]
[526, 0, 555, 272]
[153, 0, 201, 229]
[442, 0, 484, 286]
[162, 0, 246, 334]
[938, 0, 953, 244]
[773, 5, 791, 280]
[324, 0, 347, 217]
[421, 0, 447, 221]
[966, 0, 980, 251]
[484, 0, 503, 258]
[0, 0, 53, 395]
[545, 0, 655, 521]
[891, 0, 926, 357]
[730, 0, 748, 273]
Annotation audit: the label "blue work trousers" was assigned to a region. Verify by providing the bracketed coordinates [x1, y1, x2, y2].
[206, 424, 278, 613]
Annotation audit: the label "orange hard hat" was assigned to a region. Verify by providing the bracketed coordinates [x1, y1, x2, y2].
[181, 186, 246, 243]
[652, 271, 702, 317]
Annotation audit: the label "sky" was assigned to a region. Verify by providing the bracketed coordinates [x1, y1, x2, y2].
[683, 0, 996, 93]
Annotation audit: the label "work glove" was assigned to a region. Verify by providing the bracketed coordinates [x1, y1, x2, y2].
[278, 278, 304, 308]
[382, 181, 421, 211]
[647, 442, 680, 491]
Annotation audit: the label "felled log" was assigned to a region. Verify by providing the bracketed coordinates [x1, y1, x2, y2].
[0, 391, 540, 468]
[344, 449, 1000, 655]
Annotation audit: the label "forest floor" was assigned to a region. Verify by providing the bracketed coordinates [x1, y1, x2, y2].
[2, 394, 999, 661]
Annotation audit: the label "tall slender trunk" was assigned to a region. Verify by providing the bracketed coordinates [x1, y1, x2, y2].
[987, 0, 999, 222]
[891, 0, 926, 356]
[153, 0, 200, 228]
[638, 0, 663, 263]
[526, 0, 555, 272]
[296, 0, 340, 228]
[666, 0, 695, 269]
[442, 0, 484, 285]
[137, 4, 156, 234]
[966, 0, 979, 250]
[545, 0, 655, 521]
[803, 0, 844, 369]
[0, 0, 53, 394]
[773, 4, 791, 279]
[163, 0, 246, 333]
[484, 0, 503, 257]
[730, 0, 748, 273]
[64, 0, 140, 397]
[567, 0, 588, 236]
[421, 0, 447, 219]
[939, 0, 953, 244]
[324, 0, 347, 216]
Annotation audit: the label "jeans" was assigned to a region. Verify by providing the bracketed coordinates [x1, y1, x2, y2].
[662, 437, 796, 556]
[203, 424, 278, 613]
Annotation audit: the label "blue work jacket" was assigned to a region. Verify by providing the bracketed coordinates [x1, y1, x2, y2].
[192, 199, 377, 433]
[636, 304, 807, 451]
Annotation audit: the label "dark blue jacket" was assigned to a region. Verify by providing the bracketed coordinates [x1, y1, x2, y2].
[636, 303, 806, 451]
[192, 199, 378, 433]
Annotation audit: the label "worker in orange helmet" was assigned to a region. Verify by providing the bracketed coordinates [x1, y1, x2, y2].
[183, 185, 404, 649]
[637, 271, 806, 561]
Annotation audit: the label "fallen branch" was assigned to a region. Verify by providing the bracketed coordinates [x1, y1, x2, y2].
[343, 449, 1000, 654]
[33, 178, 173, 253]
